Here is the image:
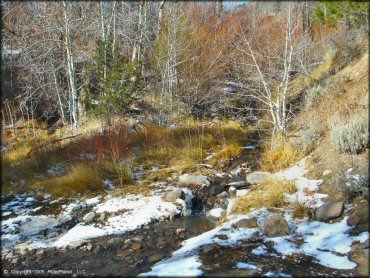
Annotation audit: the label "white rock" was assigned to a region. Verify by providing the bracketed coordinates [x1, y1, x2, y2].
[83, 212, 95, 223]
[207, 208, 225, 219]
[179, 174, 210, 186]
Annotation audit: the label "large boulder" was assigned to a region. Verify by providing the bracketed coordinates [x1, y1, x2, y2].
[263, 216, 289, 237]
[179, 174, 210, 186]
[232, 218, 258, 229]
[313, 201, 344, 222]
[165, 189, 185, 202]
[246, 172, 273, 185]
[347, 203, 368, 233]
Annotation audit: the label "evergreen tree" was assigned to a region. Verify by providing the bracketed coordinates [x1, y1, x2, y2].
[313, 1, 368, 28]
[87, 35, 142, 127]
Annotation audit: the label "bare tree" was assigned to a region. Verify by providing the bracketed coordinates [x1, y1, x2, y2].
[131, 0, 145, 64]
[234, 3, 314, 136]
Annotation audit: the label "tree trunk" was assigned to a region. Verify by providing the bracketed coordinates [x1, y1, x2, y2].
[52, 63, 66, 124]
[131, 0, 145, 64]
[63, 1, 78, 133]
[157, 1, 165, 38]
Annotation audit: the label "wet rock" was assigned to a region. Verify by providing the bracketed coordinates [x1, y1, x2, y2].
[232, 218, 258, 229]
[313, 201, 344, 222]
[211, 184, 225, 196]
[227, 181, 249, 189]
[201, 244, 215, 254]
[263, 216, 289, 237]
[165, 189, 184, 201]
[86, 243, 93, 251]
[230, 174, 246, 182]
[83, 212, 95, 223]
[217, 191, 228, 199]
[107, 237, 124, 246]
[246, 171, 273, 185]
[69, 240, 85, 249]
[179, 174, 210, 186]
[117, 250, 131, 259]
[148, 254, 165, 264]
[131, 242, 142, 251]
[347, 203, 368, 233]
[175, 228, 186, 236]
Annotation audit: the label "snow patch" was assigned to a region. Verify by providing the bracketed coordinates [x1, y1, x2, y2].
[207, 208, 225, 219]
[236, 262, 261, 270]
[140, 255, 203, 277]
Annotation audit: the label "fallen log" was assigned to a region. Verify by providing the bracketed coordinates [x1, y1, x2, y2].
[26, 134, 82, 158]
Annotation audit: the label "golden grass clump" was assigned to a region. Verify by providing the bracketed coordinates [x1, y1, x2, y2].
[292, 202, 312, 219]
[209, 143, 242, 167]
[2, 145, 32, 168]
[133, 119, 248, 171]
[230, 178, 297, 215]
[31, 164, 103, 197]
[261, 136, 301, 173]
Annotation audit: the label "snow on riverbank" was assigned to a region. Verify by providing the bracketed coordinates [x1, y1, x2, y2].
[141, 207, 368, 275]
[1, 188, 193, 251]
[275, 163, 327, 208]
[141, 161, 369, 275]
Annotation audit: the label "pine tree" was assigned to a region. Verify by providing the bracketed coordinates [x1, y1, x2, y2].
[313, 1, 368, 28]
[88, 35, 142, 127]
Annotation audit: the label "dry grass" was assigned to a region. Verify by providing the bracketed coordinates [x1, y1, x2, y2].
[2, 145, 32, 168]
[231, 178, 297, 215]
[2, 118, 248, 197]
[292, 202, 312, 219]
[99, 161, 133, 187]
[30, 164, 103, 197]
[110, 183, 152, 197]
[209, 143, 242, 167]
[261, 136, 301, 173]
[134, 119, 247, 171]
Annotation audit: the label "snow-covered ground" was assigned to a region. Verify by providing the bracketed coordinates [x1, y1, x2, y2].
[1, 186, 194, 252]
[140, 161, 369, 276]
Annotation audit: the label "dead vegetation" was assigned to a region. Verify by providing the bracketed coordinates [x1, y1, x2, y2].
[231, 178, 297, 215]
[2, 118, 248, 197]
[261, 135, 301, 173]
[30, 164, 104, 197]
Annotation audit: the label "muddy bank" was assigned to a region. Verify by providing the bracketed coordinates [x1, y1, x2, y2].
[2, 215, 216, 277]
